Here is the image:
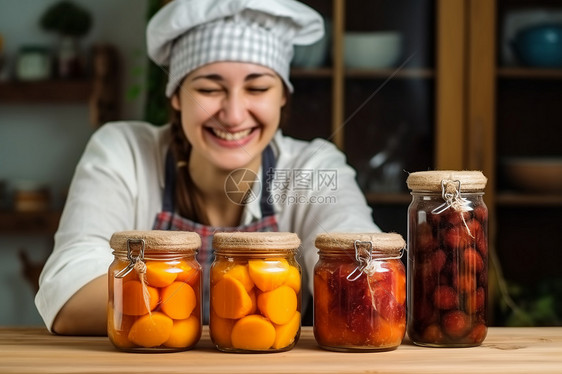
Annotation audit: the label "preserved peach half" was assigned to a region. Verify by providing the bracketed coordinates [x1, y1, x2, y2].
[173, 259, 199, 286]
[231, 315, 276, 350]
[160, 281, 196, 320]
[248, 288, 258, 314]
[164, 315, 200, 348]
[272, 311, 301, 349]
[121, 280, 159, 316]
[257, 285, 297, 325]
[224, 264, 254, 292]
[210, 260, 233, 283]
[248, 258, 290, 292]
[145, 260, 177, 287]
[209, 310, 235, 348]
[211, 276, 253, 319]
[128, 312, 173, 348]
[284, 265, 301, 293]
[107, 312, 135, 349]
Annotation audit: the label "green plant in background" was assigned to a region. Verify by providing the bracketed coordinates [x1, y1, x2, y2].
[126, 0, 170, 125]
[143, 0, 170, 125]
[143, 59, 170, 125]
[126, 49, 145, 102]
[498, 278, 562, 326]
[40, 1, 92, 37]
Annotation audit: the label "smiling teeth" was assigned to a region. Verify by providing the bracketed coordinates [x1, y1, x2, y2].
[213, 128, 252, 141]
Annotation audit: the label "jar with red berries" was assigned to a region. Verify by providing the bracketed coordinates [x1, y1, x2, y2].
[313, 232, 406, 352]
[406, 170, 488, 347]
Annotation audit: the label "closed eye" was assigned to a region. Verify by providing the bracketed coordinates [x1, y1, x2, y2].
[196, 88, 222, 94]
[247, 87, 269, 93]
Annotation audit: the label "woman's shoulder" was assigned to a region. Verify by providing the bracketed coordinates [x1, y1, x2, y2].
[80, 122, 171, 168]
[89, 121, 171, 151]
[272, 131, 346, 168]
[93, 121, 170, 141]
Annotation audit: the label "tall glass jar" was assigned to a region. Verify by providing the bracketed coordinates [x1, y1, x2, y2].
[406, 171, 488, 347]
[210, 232, 301, 353]
[108, 230, 202, 352]
[314, 232, 406, 352]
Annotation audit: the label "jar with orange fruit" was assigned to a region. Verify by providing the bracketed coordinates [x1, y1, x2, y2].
[313, 232, 406, 351]
[406, 171, 488, 347]
[108, 230, 202, 352]
[210, 232, 302, 353]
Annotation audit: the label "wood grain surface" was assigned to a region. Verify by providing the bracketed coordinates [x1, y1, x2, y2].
[1, 326, 561, 374]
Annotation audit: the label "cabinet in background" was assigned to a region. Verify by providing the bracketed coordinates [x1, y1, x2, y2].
[286, 0, 465, 234]
[0, 44, 120, 234]
[287, 0, 562, 324]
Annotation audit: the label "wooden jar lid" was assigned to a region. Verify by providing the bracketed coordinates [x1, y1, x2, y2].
[213, 232, 301, 252]
[110, 230, 201, 253]
[315, 232, 405, 254]
[406, 170, 487, 192]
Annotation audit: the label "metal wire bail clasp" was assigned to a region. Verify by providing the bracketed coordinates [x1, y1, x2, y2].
[346, 240, 373, 282]
[432, 179, 463, 214]
[115, 239, 146, 278]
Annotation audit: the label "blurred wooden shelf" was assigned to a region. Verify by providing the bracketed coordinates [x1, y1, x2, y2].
[345, 68, 434, 79]
[495, 192, 562, 206]
[0, 210, 61, 235]
[0, 80, 93, 104]
[497, 67, 562, 79]
[290, 68, 434, 79]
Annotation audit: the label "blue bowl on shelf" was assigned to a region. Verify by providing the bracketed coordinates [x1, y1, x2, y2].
[511, 23, 562, 68]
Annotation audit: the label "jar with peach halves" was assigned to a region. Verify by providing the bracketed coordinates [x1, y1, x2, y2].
[210, 232, 302, 353]
[108, 230, 202, 352]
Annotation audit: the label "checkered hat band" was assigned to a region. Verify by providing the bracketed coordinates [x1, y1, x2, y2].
[167, 22, 293, 97]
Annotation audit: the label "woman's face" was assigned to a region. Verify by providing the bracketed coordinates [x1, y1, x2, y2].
[171, 62, 286, 172]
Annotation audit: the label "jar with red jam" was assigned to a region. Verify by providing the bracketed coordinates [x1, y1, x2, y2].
[108, 230, 202, 352]
[313, 232, 406, 351]
[406, 171, 488, 347]
[210, 232, 302, 353]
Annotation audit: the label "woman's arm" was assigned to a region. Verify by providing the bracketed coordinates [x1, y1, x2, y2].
[51, 275, 107, 335]
[36, 122, 166, 334]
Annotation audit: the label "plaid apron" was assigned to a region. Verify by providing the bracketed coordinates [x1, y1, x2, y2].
[152, 146, 279, 323]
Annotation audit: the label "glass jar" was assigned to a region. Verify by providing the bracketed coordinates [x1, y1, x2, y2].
[406, 170, 488, 347]
[210, 232, 301, 353]
[108, 230, 202, 352]
[314, 232, 406, 352]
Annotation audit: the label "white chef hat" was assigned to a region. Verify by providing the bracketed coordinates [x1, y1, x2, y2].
[147, 0, 324, 97]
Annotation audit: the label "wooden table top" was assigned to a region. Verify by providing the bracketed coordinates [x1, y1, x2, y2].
[1, 326, 561, 374]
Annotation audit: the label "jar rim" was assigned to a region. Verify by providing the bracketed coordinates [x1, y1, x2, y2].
[406, 170, 487, 191]
[315, 232, 405, 254]
[213, 232, 301, 252]
[109, 230, 201, 253]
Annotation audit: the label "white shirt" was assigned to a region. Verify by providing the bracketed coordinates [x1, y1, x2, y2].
[35, 121, 379, 330]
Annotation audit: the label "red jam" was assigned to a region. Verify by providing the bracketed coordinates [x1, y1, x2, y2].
[314, 232, 406, 351]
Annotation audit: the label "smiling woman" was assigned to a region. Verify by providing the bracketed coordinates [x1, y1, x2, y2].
[35, 0, 380, 336]
[171, 62, 286, 174]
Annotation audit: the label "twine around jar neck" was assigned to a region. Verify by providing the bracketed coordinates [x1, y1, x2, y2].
[431, 179, 475, 238]
[346, 240, 404, 282]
